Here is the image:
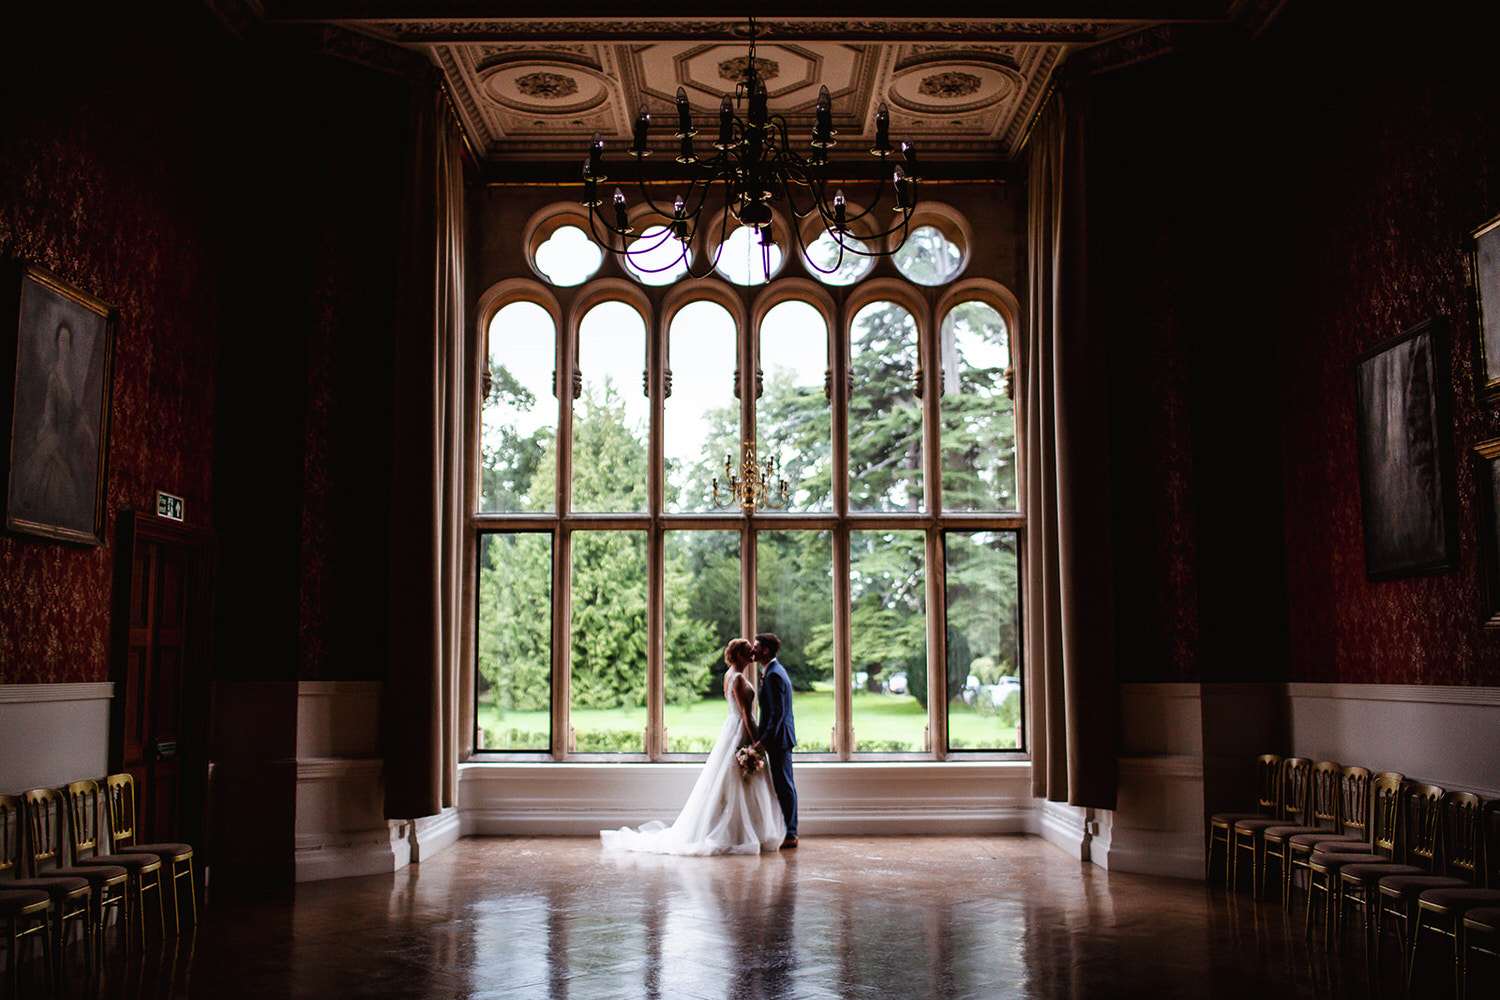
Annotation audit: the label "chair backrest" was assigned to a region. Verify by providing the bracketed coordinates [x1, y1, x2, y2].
[103, 774, 139, 851]
[0, 793, 25, 878]
[1436, 790, 1484, 882]
[1402, 783, 1446, 869]
[1335, 766, 1372, 839]
[20, 788, 69, 872]
[62, 780, 110, 861]
[1279, 757, 1314, 821]
[1304, 761, 1344, 829]
[1253, 754, 1284, 815]
[1483, 800, 1500, 889]
[1367, 772, 1404, 856]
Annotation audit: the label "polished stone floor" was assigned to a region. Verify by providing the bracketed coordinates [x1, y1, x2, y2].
[13, 835, 1496, 998]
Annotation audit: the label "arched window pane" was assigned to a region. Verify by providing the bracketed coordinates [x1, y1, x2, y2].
[850, 529, 928, 754]
[757, 528, 832, 753]
[475, 531, 552, 751]
[893, 225, 963, 286]
[574, 301, 648, 513]
[570, 530, 647, 753]
[666, 301, 736, 513]
[944, 531, 1021, 751]
[804, 230, 874, 286]
[664, 530, 741, 752]
[714, 225, 783, 286]
[623, 225, 690, 286]
[534, 225, 603, 286]
[482, 301, 557, 513]
[940, 301, 1014, 511]
[759, 301, 830, 513]
[849, 301, 921, 512]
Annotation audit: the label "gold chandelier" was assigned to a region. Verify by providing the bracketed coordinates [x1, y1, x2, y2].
[713, 439, 789, 513]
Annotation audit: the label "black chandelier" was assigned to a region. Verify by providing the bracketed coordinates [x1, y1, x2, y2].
[581, 15, 920, 281]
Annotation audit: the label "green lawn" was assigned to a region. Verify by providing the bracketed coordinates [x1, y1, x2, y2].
[478, 685, 1018, 752]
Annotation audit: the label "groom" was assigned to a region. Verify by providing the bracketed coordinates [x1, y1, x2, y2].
[752, 632, 798, 848]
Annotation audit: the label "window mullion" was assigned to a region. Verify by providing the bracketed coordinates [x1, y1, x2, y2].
[830, 304, 853, 759]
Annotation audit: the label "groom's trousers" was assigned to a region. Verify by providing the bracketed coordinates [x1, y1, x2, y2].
[767, 745, 797, 838]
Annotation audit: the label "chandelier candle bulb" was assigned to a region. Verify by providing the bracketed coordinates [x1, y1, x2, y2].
[585, 132, 606, 181]
[894, 167, 913, 212]
[813, 85, 834, 146]
[750, 78, 768, 128]
[833, 190, 847, 232]
[900, 140, 920, 180]
[631, 107, 651, 157]
[674, 87, 696, 137]
[717, 96, 735, 148]
[872, 102, 892, 155]
[613, 188, 631, 233]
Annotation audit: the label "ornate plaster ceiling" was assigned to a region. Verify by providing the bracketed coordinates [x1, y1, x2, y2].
[248, 2, 1284, 170]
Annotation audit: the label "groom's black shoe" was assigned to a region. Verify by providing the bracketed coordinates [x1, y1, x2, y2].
[780, 836, 798, 849]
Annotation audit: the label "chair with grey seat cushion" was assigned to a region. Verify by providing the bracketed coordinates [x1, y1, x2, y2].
[1408, 797, 1500, 998]
[0, 887, 53, 994]
[103, 773, 196, 934]
[1233, 757, 1311, 897]
[0, 792, 92, 980]
[1207, 754, 1281, 889]
[22, 787, 129, 967]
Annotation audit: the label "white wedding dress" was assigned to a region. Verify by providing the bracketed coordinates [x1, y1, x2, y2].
[600, 685, 786, 856]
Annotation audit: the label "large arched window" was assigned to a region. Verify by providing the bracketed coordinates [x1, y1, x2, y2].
[472, 203, 1023, 761]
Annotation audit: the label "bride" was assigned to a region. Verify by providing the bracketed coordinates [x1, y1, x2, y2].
[600, 638, 786, 855]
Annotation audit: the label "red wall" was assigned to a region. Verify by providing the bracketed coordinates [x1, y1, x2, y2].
[1, 6, 409, 686]
[0, 5, 226, 682]
[1266, 6, 1500, 684]
[1094, 5, 1500, 685]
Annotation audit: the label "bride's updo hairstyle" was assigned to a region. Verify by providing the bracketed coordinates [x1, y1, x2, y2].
[724, 638, 752, 668]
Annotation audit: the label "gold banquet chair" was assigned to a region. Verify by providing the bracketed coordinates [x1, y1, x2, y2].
[1408, 796, 1500, 998]
[104, 773, 196, 933]
[1376, 786, 1472, 984]
[1463, 906, 1500, 997]
[0, 887, 53, 994]
[63, 780, 165, 950]
[1261, 761, 1345, 907]
[1233, 757, 1311, 897]
[0, 792, 92, 979]
[1207, 754, 1281, 888]
[1336, 773, 1425, 972]
[21, 787, 128, 966]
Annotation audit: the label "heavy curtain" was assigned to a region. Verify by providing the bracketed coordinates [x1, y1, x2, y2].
[1021, 80, 1119, 809]
[383, 77, 467, 819]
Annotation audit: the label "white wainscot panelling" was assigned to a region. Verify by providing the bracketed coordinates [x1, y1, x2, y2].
[294, 681, 413, 881]
[1286, 684, 1500, 797]
[460, 761, 1035, 838]
[1099, 683, 1207, 879]
[0, 683, 113, 792]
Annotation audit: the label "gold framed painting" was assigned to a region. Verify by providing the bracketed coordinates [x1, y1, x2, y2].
[5, 265, 115, 545]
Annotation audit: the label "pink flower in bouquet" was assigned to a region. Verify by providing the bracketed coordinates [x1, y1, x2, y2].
[735, 744, 766, 781]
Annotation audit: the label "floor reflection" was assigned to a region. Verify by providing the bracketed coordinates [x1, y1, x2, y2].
[14, 835, 1461, 999]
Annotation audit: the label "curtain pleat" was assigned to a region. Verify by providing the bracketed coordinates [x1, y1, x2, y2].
[383, 77, 466, 819]
[1022, 81, 1119, 809]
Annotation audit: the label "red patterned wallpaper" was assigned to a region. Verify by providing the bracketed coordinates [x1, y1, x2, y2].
[0, 8, 224, 683]
[1265, 7, 1500, 685]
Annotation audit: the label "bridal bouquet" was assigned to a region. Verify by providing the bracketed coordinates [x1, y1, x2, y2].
[735, 744, 767, 782]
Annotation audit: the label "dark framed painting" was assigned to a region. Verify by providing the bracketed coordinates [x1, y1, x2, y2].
[5, 265, 115, 545]
[1473, 438, 1500, 628]
[1472, 211, 1500, 399]
[1352, 317, 1457, 580]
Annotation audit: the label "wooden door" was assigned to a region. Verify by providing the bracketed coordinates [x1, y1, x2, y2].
[113, 511, 215, 847]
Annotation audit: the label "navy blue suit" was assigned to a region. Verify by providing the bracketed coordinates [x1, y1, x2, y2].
[758, 658, 797, 838]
